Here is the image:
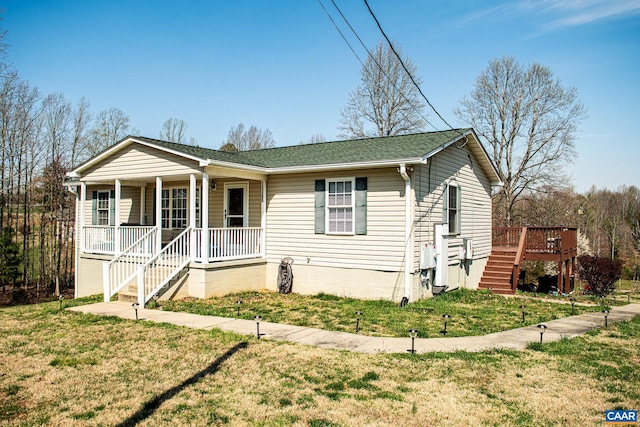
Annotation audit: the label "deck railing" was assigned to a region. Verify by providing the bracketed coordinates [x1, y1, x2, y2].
[493, 226, 577, 257]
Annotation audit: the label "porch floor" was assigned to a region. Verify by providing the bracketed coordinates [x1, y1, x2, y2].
[67, 302, 640, 353]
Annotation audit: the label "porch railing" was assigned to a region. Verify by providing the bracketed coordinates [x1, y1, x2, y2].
[209, 227, 263, 261]
[83, 225, 155, 254]
[102, 227, 157, 302]
[493, 226, 578, 257]
[83, 226, 115, 254]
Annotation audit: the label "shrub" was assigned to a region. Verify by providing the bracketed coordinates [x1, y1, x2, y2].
[576, 255, 622, 298]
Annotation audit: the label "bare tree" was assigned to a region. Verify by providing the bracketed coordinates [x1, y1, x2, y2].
[338, 41, 426, 139]
[87, 107, 131, 155]
[159, 117, 192, 144]
[70, 97, 91, 168]
[220, 123, 276, 151]
[456, 56, 587, 226]
[308, 133, 326, 144]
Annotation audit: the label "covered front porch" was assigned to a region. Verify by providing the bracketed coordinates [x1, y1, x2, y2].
[74, 171, 267, 305]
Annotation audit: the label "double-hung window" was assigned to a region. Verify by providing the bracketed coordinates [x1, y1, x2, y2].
[96, 191, 110, 225]
[315, 177, 367, 235]
[327, 179, 354, 234]
[444, 184, 461, 235]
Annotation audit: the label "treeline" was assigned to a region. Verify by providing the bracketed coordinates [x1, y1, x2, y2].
[0, 35, 136, 297]
[508, 185, 640, 278]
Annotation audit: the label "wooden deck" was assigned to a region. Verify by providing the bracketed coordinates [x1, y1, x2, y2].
[479, 227, 578, 295]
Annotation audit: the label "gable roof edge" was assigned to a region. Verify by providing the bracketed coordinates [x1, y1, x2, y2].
[67, 136, 208, 177]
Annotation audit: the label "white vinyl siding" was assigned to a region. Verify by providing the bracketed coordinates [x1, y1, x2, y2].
[414, 143, 493, 266]
[82, 143, 202, 181]
[266, 168, 405, 271]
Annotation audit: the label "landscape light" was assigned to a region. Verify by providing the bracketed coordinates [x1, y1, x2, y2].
[487, 287, 493, 295]
[254, 315, 262, 339]
[441, 314, 451, 335]
[519, 305, 526, 323]
[602, 309, 609, 328]
[59, 295, 64, 311]
[408, 329, 419, 354]
[537, 324, 547, 343]
[569, 296, 576, 314]
[236, 300, 242, 317]
[132, 303, 140, 321]
[355, 311, 363, 333]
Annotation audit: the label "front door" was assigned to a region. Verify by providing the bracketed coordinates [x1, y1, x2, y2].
[224, 183, 248, 227]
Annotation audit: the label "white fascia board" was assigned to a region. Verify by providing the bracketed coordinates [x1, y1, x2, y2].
[264, 158, 423, 174]
[205, 159, 267, 173]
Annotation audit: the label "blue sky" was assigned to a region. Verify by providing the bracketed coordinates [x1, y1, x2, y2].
[3, 0, 640, 192]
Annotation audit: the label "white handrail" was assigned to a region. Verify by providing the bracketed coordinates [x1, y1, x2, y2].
[140, 227, 193, 304]
[103, 227, 157, 302]
[208, 227, 262, 261]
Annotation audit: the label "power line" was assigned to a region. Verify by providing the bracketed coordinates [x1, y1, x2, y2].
[317, 0, 436, 135]
[327, 0, 436, 133]
[362, 0, 459, 133]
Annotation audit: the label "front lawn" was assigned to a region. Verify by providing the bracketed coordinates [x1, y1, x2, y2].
[157, 288, 604, 338]
[0, 296, 638, 426]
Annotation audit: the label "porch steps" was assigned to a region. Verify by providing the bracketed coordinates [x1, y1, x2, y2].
[478, 247, 517, 295]
[117, 265, 189, 304]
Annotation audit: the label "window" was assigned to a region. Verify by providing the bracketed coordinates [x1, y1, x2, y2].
[444, 184, 461, 235]
[327, 179, 354, 233]
[315, 178, 367, 235]
[161, 187, 188, 229]
[171, 188, 187, 228]
[96, 191, 110, 225]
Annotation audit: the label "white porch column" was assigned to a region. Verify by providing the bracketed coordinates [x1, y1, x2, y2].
[189, 173, 196, 257]
[114, 178, 121, 254]
[140, 186, 146, 224]
[155, 177, 162, 254]
[79, 182, 86, 253]
[201, 173, 209, 262]
[261, 179, 266, 258]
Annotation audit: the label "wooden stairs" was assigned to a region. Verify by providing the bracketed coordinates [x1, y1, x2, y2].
[478, 247, 518, 295]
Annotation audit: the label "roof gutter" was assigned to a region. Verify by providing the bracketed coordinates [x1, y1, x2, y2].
[399, 163, 412, 302]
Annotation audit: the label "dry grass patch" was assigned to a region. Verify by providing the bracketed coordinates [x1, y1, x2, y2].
[0, 297, 638, 426]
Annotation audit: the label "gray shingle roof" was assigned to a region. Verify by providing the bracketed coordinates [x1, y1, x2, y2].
[134, 129, 470, 168]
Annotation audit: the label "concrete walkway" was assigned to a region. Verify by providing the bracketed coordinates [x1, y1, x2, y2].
[67, 302, 640, 354]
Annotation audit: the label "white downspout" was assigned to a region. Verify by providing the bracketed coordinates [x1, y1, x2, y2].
[399, 164, 411, 301]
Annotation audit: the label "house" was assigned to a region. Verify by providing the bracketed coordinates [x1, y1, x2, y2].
[66, 128, 501, 305]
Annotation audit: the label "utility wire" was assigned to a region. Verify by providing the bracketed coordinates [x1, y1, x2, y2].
[317, 0, 436, 135]
[363, 0, 461, 134]
[327, 0, 436, 133]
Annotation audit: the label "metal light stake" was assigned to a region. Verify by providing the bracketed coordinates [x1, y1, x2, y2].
[602, 309, 609, 328]
[408, 329, 418, 354]
[355, 311, 363, 333]
[236, 300, 242, 316]
[59, 295, 64, 311]
[132, 303, 140, 321]
[537, 324, 547, 343]
[254, 315, 262, 339]
[519, 305, 526, 323]
[441, 314, 451, 335]
[569, 296, 576, 314]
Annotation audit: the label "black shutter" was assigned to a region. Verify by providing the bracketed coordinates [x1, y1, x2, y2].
[109, 190, 116, 226]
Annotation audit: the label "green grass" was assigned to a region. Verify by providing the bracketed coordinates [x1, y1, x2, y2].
[0, 297, 639, 425]
[158, 288, 603, 338]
